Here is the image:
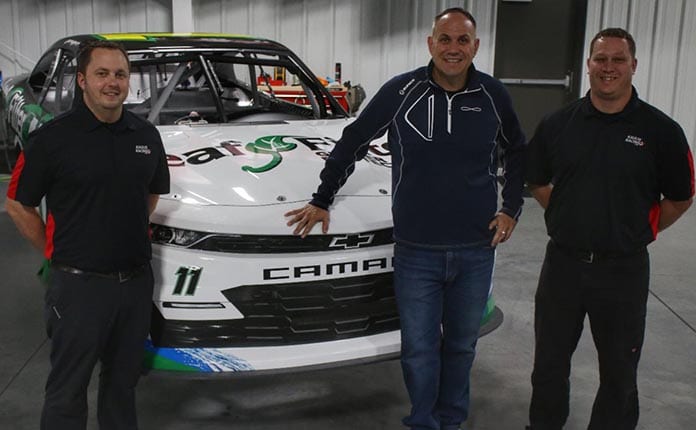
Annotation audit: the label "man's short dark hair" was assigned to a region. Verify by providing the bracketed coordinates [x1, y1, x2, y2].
[77, 40, 130, 75]
[434, 7, 477, 29]
[590, 28, 636, 58]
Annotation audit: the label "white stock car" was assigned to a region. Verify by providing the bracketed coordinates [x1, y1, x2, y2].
[1, 33, 502, 374]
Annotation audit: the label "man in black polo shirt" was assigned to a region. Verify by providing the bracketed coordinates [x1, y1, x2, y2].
[5, 41, 170, 430]
[525, 28, 694, 429]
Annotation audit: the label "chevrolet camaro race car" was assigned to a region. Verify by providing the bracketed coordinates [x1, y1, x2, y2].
[1, 33, 502, 374]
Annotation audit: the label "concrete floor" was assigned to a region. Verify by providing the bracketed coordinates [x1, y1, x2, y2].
[1, 176, 695, 429]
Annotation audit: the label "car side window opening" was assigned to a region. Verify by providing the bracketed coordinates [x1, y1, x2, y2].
[28, 50, 57, 94]
[25, 49, 76, 115]
[51, 56, 77, 113]
[28, 50, 60, 102]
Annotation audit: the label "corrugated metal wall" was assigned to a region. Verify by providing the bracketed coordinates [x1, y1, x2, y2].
[0, 0, 693, 147]
[583, 0, 696, 148]
[0, 0, 171, 77]
[190, 0, 498, 112]
[0, 0, 497, 109]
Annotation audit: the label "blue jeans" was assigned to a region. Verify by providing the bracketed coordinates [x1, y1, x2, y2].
[394, 243, 495, 430]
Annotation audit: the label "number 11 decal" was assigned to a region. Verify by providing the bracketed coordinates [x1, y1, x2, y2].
[173, 266, 203, 295]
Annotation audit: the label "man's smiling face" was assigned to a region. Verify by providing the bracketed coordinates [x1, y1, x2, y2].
[428, 12, 479, 91]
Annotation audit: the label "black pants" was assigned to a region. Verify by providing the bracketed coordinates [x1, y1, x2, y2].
[529, 241, 649, 430]
[41, 265, 154, 430]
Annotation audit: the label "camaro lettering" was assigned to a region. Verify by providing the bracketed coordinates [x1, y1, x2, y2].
[326, 261, 358, 275]
[263, 257, 392, 280]
[294, 266, 320, 278]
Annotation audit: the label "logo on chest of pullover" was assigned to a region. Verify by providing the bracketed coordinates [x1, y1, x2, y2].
[625, 135, 645, 147]
[460, 106, 482, 112]
[135, 145, 152, 155]
[399, 78, 416, 95]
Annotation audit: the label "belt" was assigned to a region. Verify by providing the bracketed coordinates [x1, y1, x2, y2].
[550, 240, 645, 264]
[52, 262, 147, 283]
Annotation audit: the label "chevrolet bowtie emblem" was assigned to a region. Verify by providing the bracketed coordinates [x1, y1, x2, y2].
[329, 233, 375, 249]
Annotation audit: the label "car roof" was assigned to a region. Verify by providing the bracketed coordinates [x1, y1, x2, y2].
[50, 33, 290, 54]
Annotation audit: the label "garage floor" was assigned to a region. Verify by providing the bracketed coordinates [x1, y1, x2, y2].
[1, 177, 695, 430]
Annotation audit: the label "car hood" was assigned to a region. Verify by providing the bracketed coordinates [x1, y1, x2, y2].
[158, 119, 391, 207]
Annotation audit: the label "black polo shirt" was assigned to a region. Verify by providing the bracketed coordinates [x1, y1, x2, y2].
[526, 89, 694, 254]
[13, 104, 170, 271]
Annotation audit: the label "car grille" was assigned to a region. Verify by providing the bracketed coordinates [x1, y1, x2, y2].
[149, 272, 399, 348]
[189, 228, 394, 253]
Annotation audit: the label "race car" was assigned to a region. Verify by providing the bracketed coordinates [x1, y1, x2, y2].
[0, 33, 502, 374]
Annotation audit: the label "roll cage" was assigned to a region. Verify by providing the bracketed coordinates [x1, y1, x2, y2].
[122, 46, 348, 125]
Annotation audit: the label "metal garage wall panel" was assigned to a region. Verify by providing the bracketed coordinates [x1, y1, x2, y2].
[71, 2, 97, 34]
[583, 0, 696, 148]
[0, 0, 171, 77]
[15, 1, 43, 71]
[96, 2, 124, 33]
[13, 1, 694, 149]
[604, 0, 630, 28]
[0, 0, 496, 117]
[647, 1, 682, 113]
[191, 0, 496, 113]
[44, 1, 70, 44]
[277, 1, 307, 58]
[331, 0, 359, 86]
[356, 0, 387, 95]
[220, 1, 250, 33]
[628, 0, 656, 94]
[303, 0, 334, 78]
[0, 3, 14, 75]
[146, 0, 171, 32]
[0, 1, 30, 76]
[673, 0, 696, 144]
[194, 0, 223, 32]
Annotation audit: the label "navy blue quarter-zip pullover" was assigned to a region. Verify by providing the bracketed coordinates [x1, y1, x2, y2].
[311, 62, 526, 247]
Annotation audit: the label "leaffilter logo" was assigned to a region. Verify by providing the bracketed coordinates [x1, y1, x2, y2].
[7, 87, 54, 142]
[242, 135, 298, 173]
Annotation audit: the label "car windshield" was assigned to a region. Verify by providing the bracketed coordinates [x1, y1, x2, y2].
[123, 48, 347, 125]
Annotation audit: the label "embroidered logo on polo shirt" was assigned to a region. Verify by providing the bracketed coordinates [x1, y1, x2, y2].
[135, 145, 151, 155]
[625, 135, 645, 147]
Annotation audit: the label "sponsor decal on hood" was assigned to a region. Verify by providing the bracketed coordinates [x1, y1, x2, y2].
[158, 122, 391, 206]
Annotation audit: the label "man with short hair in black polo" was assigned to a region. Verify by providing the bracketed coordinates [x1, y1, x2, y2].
[525, 28, 694, 429]
[5, 40, 170, 430]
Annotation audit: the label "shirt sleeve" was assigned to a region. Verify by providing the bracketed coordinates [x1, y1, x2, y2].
[12, 134, 51, 207]
[148, 128, 171, 195]
[6, 151, 25, 200]
[657, 122, 695, 201]
[310, 80, 397, 209]
[495, 83, 527, 220]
